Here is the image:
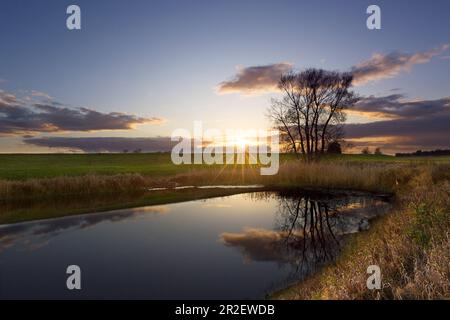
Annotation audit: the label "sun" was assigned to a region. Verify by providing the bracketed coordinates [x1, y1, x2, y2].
[227, 134, 250, 149]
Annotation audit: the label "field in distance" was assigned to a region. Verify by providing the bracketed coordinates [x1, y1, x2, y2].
[0, 152, 449, 180]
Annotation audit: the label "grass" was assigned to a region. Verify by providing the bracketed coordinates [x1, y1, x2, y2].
[0, 160, 413, 201]
[270, 165, 450, 300]
[1, 153, 449, 180]
[1, 153, 448, 202]
[0, 153, 188, 180]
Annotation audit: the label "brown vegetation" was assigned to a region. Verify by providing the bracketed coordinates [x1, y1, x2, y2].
[271, 165, 450, 299]
[0, 161, 422, 200]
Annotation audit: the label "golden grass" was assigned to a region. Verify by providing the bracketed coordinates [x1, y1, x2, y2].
[165, 161, 418, 193]
[271, 166, 450, 300]
[0, 173, 153, 200]
[1, 161, 446, 200]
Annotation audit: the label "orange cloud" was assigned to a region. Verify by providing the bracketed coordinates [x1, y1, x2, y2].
[351, 44, 449, 85]
[217, 62, 293, 95]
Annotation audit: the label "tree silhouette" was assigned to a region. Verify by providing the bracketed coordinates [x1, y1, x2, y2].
[268, 69, 358, 160]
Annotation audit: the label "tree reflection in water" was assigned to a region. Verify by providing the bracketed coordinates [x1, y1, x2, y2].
[220, 190, 390, 284]
[275, 192, 342, 281]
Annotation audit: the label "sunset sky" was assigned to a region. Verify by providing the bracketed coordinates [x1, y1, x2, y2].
[1, 0, 449, 154]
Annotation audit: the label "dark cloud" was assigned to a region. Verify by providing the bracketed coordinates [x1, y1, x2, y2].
[351, 94, 450, 119]
[24, 136, 175, 153]
[351, 44, 449, 85]
[345, 113, 450, 143]
[0, 90, 164, 135]
[217, 63, 293, 94]
[345, 96, 450, 153]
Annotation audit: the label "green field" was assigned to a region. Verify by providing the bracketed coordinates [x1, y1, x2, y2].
[1, 153, 449, 180]
[0, 153, 188, 180]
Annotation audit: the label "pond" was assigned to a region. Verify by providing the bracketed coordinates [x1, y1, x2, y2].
[0, 190, 391, 299]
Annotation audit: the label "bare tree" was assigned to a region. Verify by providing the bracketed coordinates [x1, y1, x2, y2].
[268, 69, 358, 160]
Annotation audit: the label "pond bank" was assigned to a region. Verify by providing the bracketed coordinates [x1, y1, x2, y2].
[269, 168, 450, 300]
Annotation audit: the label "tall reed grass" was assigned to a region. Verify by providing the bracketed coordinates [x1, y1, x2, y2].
[1, 161, 446, 200]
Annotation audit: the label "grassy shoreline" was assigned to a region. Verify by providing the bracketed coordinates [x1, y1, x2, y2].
[0, 158, 427, 201]
[0, 160, 402, 225]
[270, 166, 449, 300]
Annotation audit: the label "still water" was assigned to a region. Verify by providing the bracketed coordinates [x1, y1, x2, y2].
[0, 190, 390, 299]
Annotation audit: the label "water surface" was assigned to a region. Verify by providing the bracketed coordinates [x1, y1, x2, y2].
[0, 190, 390, 299]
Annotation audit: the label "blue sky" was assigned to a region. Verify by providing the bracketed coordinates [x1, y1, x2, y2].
[0, 0, 449, 153]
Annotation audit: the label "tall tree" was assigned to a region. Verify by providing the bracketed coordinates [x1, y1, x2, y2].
[268, 68, 358, 160]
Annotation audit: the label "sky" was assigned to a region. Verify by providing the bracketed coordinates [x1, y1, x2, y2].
[0, 0, 449, 154]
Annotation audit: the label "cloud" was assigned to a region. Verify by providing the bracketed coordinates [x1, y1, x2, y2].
[0, 90, 19, 105]
[217, 45, 449, 95]
[24, 136, 174, 153]
[345, 114, 450, 144]
[219, 225, 344, 265]
[351, 44, 449, 85]
[351, 94, 450, 119]
[220, 228, 294, 263]
[0, 90, 164, 135]
[345, 94, 450, 152]
[217, 62, 293, 94]
[30, 90, 53, 100]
